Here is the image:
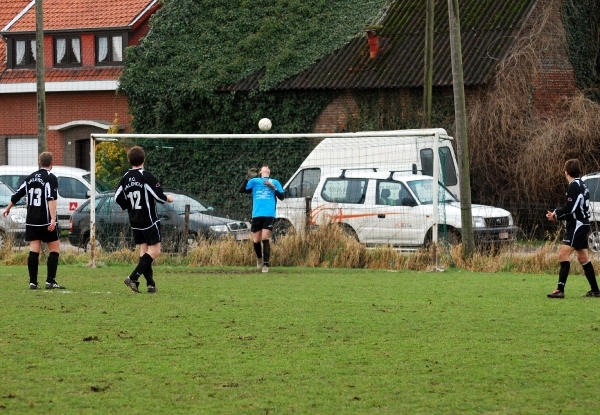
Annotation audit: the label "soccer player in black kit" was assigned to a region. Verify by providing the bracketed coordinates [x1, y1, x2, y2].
[546, 159, 600, 298]
[115, 146, 173, 293]
[2, 152, 64, 290]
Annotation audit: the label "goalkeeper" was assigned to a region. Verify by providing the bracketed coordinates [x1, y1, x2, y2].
[239, 166, 285, 273]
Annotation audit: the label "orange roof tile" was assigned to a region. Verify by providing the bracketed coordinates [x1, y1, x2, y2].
[4, 0, 157, 32]
[0, 67, 122, 83]
[0, 0, 30, 28]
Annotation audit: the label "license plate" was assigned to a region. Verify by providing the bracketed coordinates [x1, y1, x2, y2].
[499, 232, 508, 240]
[235, 232, 251, 241]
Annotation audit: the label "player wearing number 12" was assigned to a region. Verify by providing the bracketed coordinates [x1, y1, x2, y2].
[115, 146, 174, 293]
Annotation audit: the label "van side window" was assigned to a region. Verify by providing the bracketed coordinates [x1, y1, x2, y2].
[286, 168, 320, 198]
[321, 178, 367, 204]
[419, 147, 458, 187]
[420, 149, 433, 177]
[377, 180, 416, 206]
[439, 147, 458, 186]
[57, 177, 89, 199]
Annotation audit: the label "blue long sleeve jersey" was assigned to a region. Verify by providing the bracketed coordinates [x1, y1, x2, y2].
[241, 177, 284, 218]
[554, 178, 590, 225]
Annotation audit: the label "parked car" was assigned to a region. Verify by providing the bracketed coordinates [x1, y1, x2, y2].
[68, 189, 251, 252]
[275, 169, 518, 248]
[581, 172, 600, 252]
[0, 180, 27, 247]
[0, 165, 111, 229]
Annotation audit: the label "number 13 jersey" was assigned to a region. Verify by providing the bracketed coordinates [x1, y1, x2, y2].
[11, 168, 58, 226]
[114, 168, 169, 230]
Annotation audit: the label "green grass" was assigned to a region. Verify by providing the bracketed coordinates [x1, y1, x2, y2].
[1, 265, 600, 414]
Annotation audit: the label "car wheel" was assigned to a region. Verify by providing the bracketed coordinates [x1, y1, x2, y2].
[272, 219, 293, 241]
[429, 227, 461, 246]
[338, 223, 359, 242]
[589, 223, 600, 253]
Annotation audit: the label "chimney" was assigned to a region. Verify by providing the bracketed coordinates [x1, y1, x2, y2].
[366, 30, 380, 59]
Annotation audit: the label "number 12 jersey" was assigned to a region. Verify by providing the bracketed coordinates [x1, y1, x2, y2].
[114, 168, 170, 230]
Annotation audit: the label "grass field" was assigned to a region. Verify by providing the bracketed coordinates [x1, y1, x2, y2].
[1, 264, 600, 414]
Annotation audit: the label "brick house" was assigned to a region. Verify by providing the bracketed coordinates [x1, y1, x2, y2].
[0, 0, 159, 167]
[227, 0, 579, 133]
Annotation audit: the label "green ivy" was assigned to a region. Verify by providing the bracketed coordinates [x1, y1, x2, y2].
[562, 0, 600, 102]
[118, 0, 390, 214]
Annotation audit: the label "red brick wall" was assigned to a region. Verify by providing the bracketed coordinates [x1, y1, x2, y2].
[529, 0, 578, 115]
[81, 34, 95, 67]
[313, 91, 358, 133]
[0, 91, 131, 165]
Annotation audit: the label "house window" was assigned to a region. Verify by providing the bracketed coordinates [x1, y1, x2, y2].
[13, 38, 36, 67]
[55, 36, 81, 66]
[96, 34, 125, 65]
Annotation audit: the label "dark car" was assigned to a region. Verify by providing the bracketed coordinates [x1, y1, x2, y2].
[68, 189, 251, 252]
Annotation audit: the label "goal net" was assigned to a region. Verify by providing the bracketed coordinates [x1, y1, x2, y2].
[85, 130, 457, 264]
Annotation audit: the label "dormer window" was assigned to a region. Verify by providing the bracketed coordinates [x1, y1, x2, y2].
[96, 34, 126, 66]
[55, 36, 81, 67]
[13, 38, 36, 68]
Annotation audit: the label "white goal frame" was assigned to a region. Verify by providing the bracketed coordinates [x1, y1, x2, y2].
[89, 130, 452, 267]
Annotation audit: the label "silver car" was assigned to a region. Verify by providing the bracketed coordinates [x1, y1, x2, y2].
[0, 181, 27, 247]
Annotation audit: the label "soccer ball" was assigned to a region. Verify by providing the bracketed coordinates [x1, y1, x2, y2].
[258, 118, 272, 132]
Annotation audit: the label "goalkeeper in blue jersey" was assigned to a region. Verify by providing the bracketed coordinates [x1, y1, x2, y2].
[239, 165, 284, 273]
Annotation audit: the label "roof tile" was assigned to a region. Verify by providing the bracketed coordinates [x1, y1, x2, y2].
[5, 0, 156, 32]
[226, 0, 537, 91]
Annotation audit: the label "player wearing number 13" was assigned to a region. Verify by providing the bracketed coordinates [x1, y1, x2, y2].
[2, 152, 64, 290]
[115, 146, 174, 293]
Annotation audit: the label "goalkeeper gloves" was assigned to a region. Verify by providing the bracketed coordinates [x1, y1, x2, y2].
[246, 168, 258, 180]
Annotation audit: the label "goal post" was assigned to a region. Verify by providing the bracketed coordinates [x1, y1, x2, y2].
[88, 130, 454, 267]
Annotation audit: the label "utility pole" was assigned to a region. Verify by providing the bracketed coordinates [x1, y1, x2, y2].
[36, 0, 46, 153]
[447, 0, 474, 257]
[422, 0, 434, 128]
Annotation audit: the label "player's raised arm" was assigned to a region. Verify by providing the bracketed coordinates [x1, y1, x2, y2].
[239, 168, 257, 193]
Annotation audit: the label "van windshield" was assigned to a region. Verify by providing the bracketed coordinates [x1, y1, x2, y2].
[82, 174, 112, 192]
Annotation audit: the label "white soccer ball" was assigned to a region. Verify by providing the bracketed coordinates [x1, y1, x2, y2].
[258, 118, 272, 132]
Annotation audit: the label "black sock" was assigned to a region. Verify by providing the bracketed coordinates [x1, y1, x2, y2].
[582, 261, 600, 292]
[129, 253, 153, 281]
[47, 252, 59, 283]
[143, 265, 155, 287]
[557, 261, 570, 291]
[262, 240, 270, 266]
[28, 252, 40, 285]
[253, 242, 262, 260]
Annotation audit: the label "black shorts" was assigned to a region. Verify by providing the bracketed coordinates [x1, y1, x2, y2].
[132, 223, 162, 246]
[25, 224, 60, 243]
[251, 217, 275, 233]
[562, 222, 590, 250]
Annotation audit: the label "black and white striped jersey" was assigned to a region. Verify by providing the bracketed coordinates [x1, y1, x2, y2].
[11, 168, 58, 226]
[114, 168, 169, 229]
[554, 178, 590, 224]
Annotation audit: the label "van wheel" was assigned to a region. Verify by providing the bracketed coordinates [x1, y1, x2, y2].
[589, 223, 600, 253]
[273, 219, 293, 241]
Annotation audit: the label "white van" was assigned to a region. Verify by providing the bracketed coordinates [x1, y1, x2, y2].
[276, 129, 460, 235]
[0, 165, 111, 229]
